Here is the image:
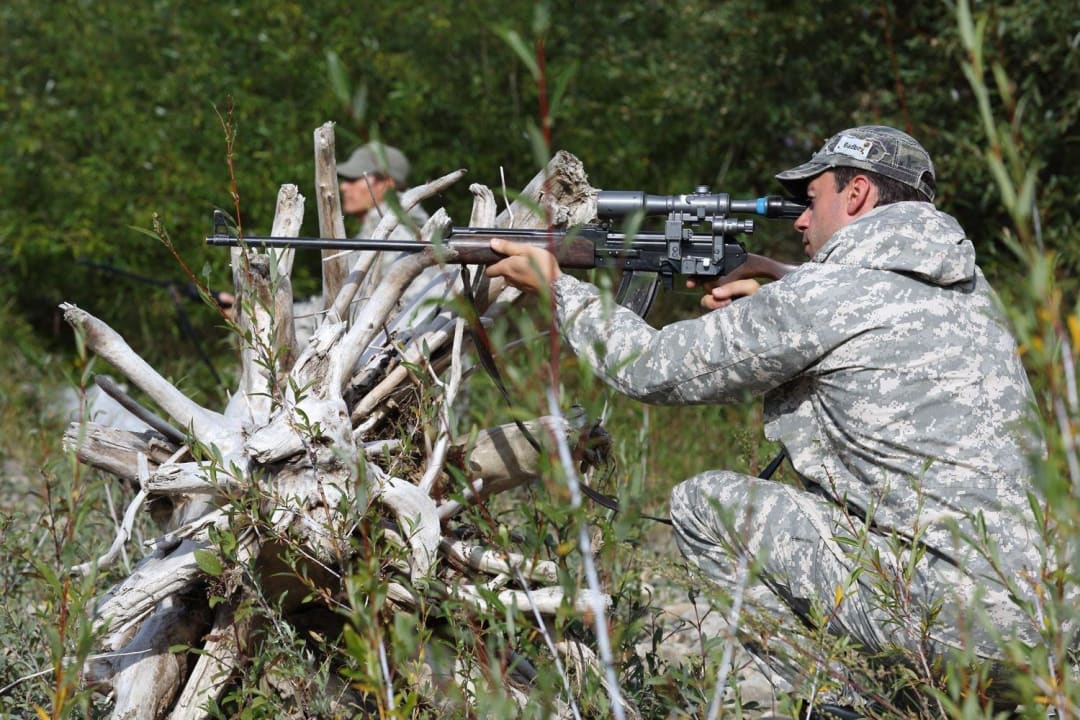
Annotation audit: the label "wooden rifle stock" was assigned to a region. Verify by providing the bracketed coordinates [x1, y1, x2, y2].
[717, 253, 798, 282]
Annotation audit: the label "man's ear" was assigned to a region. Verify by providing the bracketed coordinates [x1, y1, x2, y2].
[845, 175, 877, 216]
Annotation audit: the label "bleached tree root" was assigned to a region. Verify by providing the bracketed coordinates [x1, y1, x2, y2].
[63, 140, 632, 718]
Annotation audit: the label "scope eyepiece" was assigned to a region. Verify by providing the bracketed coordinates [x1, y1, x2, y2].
[757, 196, 807, 219]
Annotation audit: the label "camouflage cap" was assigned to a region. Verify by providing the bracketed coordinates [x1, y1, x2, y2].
[338, 142, 410, 186]
[775, 125, 936, 201]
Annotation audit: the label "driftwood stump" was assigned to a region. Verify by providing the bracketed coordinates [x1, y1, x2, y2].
[61, 125, 627, 718]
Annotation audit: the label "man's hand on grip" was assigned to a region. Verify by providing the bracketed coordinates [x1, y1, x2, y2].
[686, 277, 762, 311]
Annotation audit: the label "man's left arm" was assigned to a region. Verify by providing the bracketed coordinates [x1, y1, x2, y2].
[485, 238, 562, 291]
[486, 240, 834, 405]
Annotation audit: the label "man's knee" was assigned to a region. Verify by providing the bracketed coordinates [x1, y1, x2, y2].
[669, 471, 757, 568]
[670, 470, 753, 526]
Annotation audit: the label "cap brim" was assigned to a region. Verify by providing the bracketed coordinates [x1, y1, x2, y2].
[337, 162, 375, 180]
[774, 160, 830, 196]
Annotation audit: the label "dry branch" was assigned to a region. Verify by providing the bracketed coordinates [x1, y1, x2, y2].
[313, 122, 351, 312]
[329, 169, 468, 323]
[62, 139, 616, 718]
[63, 422, 179, 484]
[61, 304, 242, 452]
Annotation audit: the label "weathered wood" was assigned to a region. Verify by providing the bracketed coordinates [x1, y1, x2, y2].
[378, 475, 441, 580]
[269, 183, 304, 278]
[452, 583, 611, 617]
[329, 168, 468, 324]
[329, 209, 454, 393]
[266, 185, 305, 373]
[344, 155, 590, 431]
[62, 138, 613, 718]
[495, 149, 596, 229]
[229, 252, 278, 426]
[94, 540, 209, 640]
[87, 598, 210, 720]
[314, 123, 350, 314]
[442, 540, 560, 584]
[437, 410, 590, 521]
[62, 422, 179, 484]
[143, 461, 234, 495]
[60, 304, 243, 454]
[166, 604, 246, 720]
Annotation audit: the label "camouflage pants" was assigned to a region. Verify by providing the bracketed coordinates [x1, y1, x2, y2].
[669, 469, 1026, 699]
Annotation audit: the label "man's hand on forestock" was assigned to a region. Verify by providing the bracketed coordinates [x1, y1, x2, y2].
[686, 277, 761, 311]
[485, 238, 562, 293]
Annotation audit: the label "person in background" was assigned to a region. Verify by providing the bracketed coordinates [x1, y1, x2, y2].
[336, 142, 449, 325]
[338, 141, 429, 243]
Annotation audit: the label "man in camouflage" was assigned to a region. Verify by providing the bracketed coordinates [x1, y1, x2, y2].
[486, 126, 1044, 703]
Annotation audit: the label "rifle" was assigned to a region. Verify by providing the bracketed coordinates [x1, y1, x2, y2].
[206, 187, 805, 316]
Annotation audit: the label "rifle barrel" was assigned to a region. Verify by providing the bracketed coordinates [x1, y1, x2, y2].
[205, 235, 432, 251]
[205, 226, 581, 252]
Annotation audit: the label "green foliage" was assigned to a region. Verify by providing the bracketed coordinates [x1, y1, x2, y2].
[3, 0, 1075, 371]
[0, 314, 123, 717]
[0, 0, 1077, 717]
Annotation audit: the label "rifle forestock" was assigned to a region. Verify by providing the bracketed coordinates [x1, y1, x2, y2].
[722, 253, 797, 282]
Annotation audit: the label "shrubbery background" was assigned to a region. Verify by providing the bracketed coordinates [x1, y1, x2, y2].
[0, 0, 1076, 716]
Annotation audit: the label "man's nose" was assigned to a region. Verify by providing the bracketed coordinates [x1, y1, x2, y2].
[793, 208, 810, 232]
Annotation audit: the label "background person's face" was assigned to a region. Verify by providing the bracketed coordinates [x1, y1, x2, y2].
[340, 175, 395, 217]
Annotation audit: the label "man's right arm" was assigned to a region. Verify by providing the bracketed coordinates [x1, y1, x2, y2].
[552, 270, 836, 405]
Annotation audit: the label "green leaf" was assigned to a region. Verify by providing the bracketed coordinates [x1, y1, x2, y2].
[492, 27, 539, 80]
[985, 151, 1017, 209]
[326, 50, 351, 105]
[548, 60, 578, 122]
[956, 0, 975, 50]
[194, 548, 224, 577]
[991, 63, 1014, 110]
[351, 83, 369, 123]
[1015, 168, 1037, 225]
[525, 119, 550, 171]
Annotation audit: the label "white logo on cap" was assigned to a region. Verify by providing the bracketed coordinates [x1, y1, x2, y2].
[833, 135, 875, 161]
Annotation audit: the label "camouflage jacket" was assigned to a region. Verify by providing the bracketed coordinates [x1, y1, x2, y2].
[554, 201, 1041, 571]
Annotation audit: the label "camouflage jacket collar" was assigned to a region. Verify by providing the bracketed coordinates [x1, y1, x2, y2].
[813, 201, 976, 286]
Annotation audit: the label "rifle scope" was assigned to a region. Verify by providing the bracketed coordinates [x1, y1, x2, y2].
[597, 188, 806, 220]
